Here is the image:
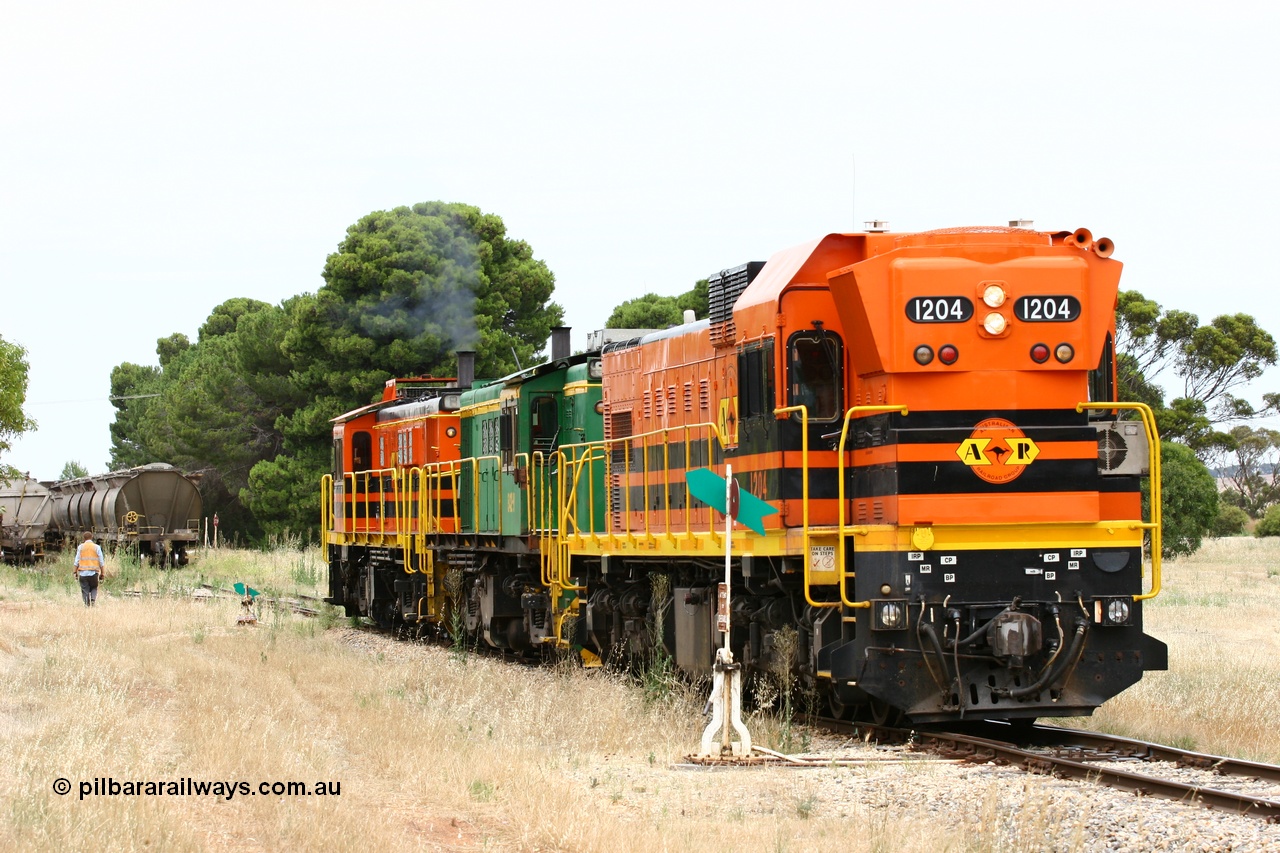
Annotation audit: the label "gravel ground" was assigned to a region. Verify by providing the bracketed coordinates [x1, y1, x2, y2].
[626, 735, 1280, 852]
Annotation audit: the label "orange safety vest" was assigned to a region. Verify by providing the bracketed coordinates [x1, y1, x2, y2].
[76, 541, 102, 572]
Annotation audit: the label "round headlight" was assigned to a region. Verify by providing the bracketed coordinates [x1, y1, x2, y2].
[982, 284, 1007, 308]
[983, 312, 1008, 335]
[594, 400, 605, 414]
[1055, 343, 1075, 363]
[914, 345, 934, 365]
[445, 427, 457, 438]
[1107, 599, 1130, 624]
[879, 602, 903, 629]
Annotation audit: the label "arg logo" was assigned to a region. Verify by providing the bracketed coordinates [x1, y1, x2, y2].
[955, 417, 1039, 484]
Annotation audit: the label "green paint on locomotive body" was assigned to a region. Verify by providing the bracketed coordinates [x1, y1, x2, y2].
[457, 354, 606, 538]
[560, 361, 607, 536]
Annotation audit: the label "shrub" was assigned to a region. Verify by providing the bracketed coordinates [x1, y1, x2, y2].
[1212, 504, 1251, 537]
[1256, 505, 1280, 537]
[1143, 442, 1218, 558]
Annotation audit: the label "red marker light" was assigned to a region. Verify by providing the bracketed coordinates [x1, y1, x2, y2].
[938, 345, 959, 365]
[1031, 343, 1050, 363]
[914, 345, 934, 365]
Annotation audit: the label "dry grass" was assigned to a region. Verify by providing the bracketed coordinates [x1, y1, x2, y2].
[1075, 536, 1280, 762]
[0, 568, 951, 852]
[1, 537, 1276, 850]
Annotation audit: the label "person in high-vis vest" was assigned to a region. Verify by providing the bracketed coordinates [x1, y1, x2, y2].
[73, 532, 106, 607]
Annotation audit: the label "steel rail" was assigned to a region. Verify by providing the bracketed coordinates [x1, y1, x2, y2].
[809, 716, 1280, 821]
[912, 728, 1280, 821]
[1021, 723, 1280, 785]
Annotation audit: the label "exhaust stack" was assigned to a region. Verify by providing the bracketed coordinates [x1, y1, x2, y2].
[551, 327, 571, 360]
[456, 351, 475, 389]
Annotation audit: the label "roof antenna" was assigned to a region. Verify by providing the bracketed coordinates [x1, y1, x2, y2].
[511, 346, 523, 371]
[851, 152, 856, 230]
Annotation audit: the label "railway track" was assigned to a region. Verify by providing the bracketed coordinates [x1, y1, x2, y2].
[811, 717, 1280, 821]
[119, 583, 325, 617]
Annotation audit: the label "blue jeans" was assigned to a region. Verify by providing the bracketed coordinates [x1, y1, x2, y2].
[79, 574, 99, 607]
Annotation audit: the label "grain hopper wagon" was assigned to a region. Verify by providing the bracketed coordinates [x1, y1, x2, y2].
[50, 463, 202, 566]
[0, 476, 54, 562]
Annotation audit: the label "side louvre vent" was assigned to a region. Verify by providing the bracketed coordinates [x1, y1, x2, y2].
[708, 262, 765, 347]
[608, 411, 634, 516]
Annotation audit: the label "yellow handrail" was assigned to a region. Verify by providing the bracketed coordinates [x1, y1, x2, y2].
[400, 467, 417, 572]
[837, 405, 910, 609]
[533, 451, 554, 587]
[1077, 401, 1163, 601]
[537, 448, 586, 591]
[337, 468, 401, 542]
[773, 404, 833, 609]
[559, 446, 606, 542]
[555, 483, 587, 592]
[551, 447, 582, 590]
[320, 474, 333, 544]
[463, 454, 502, 534]
[423, 459, 462, 535]
[555, 421, 732, 553]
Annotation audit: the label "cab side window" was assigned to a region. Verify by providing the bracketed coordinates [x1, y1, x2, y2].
[500, 399, 517, 470]
[351, 431, 372, 494]
[1088, 332, 1116, 414]
[788, 331, 843, 421]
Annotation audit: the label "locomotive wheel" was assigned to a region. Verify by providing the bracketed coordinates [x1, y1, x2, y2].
[827, 685, 853, 720]
[867, 697, 902, 728]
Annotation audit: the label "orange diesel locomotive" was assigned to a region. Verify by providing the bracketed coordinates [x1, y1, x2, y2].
[326, 225, 1165, 725]
[579, 225, 1164, 723]
[325, 357, 473, 568]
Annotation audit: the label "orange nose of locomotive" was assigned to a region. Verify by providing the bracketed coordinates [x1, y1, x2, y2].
[827, 227, 1120, 404]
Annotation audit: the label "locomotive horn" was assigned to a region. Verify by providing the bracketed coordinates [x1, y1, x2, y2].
[1071, 227, 1093, 248]
[1094, 237, 1115, 258]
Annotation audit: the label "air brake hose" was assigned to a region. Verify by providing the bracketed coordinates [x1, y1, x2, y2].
[1004, 620, 1088, 700]
[946, 607, 1009, 650]
[917, 620, 952, 698]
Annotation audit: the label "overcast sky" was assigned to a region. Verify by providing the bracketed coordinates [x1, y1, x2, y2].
[2, 1, 1276, 480]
